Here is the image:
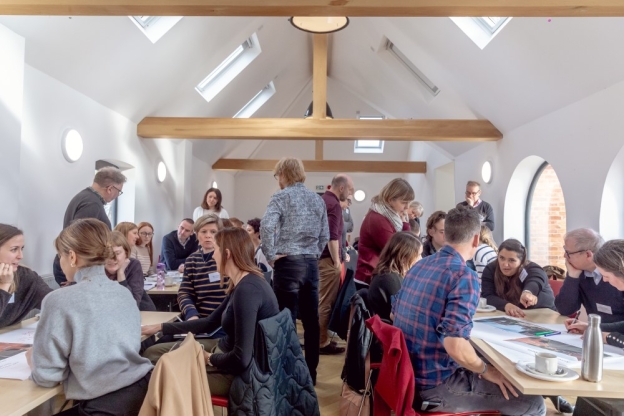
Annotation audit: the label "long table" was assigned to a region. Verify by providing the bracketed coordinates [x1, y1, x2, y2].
[0, 311, 180, 416]
[472, 308, 624, 399]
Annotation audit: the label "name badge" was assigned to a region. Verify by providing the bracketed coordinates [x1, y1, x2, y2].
[596, 303, 613, 315]
[208, 272, 221, 283]
[8, 294, 14, 304]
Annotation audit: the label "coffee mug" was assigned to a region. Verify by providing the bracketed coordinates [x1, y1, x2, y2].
[478, 298, 488, 309]
[164, 276, 174, 286]
[535, 352, 558, 375]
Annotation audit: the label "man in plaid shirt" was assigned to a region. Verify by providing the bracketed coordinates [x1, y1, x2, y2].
[393, 207, 545, 415]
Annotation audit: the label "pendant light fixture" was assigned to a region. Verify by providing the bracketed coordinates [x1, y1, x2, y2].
[289, 17, 349, 34]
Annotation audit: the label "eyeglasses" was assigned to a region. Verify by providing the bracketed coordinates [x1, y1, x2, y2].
[111, 185, 123, 196]
[273, 173, 279, 180]
[139, 232, 154, 237]
[465, 191, 480, 196]
[564, 248, 587, 258]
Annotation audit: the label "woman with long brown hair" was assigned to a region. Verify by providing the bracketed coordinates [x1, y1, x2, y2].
[142, 227, 279, 396]
[368, 232, 422, 321]
[192, 187, 230, 221]
[134, 222, 155, 276]
[422, 210, 446, 257]
[481, 239, 555, 317]
[114, 221, 139, 259]
[0, 224, 52, 328]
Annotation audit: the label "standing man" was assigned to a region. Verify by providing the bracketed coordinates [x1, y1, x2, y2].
[393, 207, 545, 415]
[318, 174, 354, 355]
[53, 167, 126, 285]
[342, 194, 354, 242]
[160, 219, 198, 272]
[261, 157, 329, 384]
[456, 181, 495, 231]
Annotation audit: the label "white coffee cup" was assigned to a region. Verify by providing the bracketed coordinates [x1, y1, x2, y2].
[535, 352, 558, 375]
[164, 276, 174, 286]
[478, 298, 488, 309]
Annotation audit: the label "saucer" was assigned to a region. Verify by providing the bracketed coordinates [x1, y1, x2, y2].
[516, 361, 579, 382]
[476, 305, 496, 313]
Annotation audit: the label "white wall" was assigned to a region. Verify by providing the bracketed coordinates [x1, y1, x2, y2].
[434, 162, 456, 212]
[454, 78, 624, 244]
[0, 24, 25, 225]
[16, 63, 187, 274]
[600, 144, 624, 241]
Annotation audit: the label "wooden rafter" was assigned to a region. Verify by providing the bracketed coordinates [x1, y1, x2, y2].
[2, 0, 623, 17]
[212, 159, 427, 173]
[137, 118, 502, 141]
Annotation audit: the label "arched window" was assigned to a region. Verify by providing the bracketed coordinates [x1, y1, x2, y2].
[525, 163, 567, 269]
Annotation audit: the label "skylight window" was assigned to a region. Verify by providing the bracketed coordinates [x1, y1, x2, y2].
[355, 115, 385, 154]
[385, 40, 440, 97]
[196, 34, 262, 104]
[449, 17, 511, 49]
[129, 16, 183, 43]
[234, 82, 276, 118]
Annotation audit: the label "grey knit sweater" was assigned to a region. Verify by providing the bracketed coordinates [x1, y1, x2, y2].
[31, 265, 153, 400]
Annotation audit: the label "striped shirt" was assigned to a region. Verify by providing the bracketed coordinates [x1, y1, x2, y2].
[393, 245, 480, 390]
[131, 245, 154, 276]
[472, 244, 497, 281]
[177, 249, 228, 320]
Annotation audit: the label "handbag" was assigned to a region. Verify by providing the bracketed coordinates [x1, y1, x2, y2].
[340, 382, 370, 416]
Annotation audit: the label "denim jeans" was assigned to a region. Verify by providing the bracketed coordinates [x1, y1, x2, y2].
[272, 255, 320, 383]
[419, 368, 546, 416]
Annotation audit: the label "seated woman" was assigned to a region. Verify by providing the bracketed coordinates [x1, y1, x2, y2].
[193, 187, 229, 221]
[368, 232, 422, 321]
[28, 219, 153, 416]
[105, 231, 155, 311]
[422, 210, 446, 257]
[135, 222, 156, 276]
[114, 222, 140, 258]
[473, 225, 498, 281]
[0, 224, 52, 328]
[142, 227, 279, 397]
[481, 238, 555, 318]
[246, 217, 272, 274]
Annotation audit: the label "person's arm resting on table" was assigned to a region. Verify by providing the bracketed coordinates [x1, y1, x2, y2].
[177, 260, 200, 320]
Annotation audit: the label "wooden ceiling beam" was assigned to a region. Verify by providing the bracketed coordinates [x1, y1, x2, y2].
[212, 159, 427, 174]
[138, 118, 502, 142]
[2, 1, 623, 17]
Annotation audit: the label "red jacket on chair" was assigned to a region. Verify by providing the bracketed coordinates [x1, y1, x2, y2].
[366, 315, 416, 416]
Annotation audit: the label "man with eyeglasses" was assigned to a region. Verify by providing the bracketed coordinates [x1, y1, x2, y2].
[555, 228, 624, 324]
[456, 181, 495, 231]
[53, 167, 127, 286]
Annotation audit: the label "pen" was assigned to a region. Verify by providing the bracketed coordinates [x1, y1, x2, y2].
[566, 310, 582, 333]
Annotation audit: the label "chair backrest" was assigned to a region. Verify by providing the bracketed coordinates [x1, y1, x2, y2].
[549, 279, 564, 297]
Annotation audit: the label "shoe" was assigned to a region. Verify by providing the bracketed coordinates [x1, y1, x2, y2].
[319, 341, 345, 355]
[548, 396, 574, 415]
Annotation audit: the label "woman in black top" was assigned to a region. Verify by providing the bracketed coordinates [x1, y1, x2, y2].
[368, 232, 422, 321]
[481, 238, 555, 318]
[0, 224, 52, 328]
[141, 227, 279, 396]
[422, 211, 446, 258]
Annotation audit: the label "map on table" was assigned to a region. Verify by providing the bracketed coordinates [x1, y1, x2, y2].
[476, 316, 561, 337]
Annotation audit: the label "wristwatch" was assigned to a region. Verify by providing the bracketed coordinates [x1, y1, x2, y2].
[478, 361, 488, 375]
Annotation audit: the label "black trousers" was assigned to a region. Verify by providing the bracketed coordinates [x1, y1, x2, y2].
[272, 255, 320, 383]
[56, 372, 151, 416]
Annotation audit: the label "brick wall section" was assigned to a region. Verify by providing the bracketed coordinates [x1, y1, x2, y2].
[529, 165, 567, 270]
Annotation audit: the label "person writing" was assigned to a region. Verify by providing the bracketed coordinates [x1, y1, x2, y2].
[142, 227, 279, 396]
[481, 239, 555, 318]
[0, 224, 52, 328]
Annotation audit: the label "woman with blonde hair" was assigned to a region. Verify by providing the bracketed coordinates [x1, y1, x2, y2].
[0, 224, 52, 328]
[473, 225, 498, 281]
[142, 227, 279, 396]
[114, 222, 139, 258]
[28, 218, 153, 415]
[368, 232, 422, 321]
[354, 178, 414, 287]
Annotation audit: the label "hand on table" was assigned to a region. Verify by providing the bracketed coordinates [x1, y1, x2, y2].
[504, 303, 526, 318]
[141, 324, 162, 336]
[187, 316, 199, 321]
[564, 318, 587, 334]
[480, 366, 518, 400]
[519, 291, 537, 308]
[178, 264, 185, 273]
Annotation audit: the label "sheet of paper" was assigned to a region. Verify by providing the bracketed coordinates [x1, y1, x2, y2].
[0, 352, 31, 380]
[0, 322, 38, 344]
[143, 282, 156, 291]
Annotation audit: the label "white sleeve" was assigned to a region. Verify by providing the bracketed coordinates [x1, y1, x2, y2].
[192, 207, 203, 222]
[219, 208, 230, 219]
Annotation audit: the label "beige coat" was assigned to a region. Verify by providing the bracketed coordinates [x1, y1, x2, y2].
[139, 334, 214, 416]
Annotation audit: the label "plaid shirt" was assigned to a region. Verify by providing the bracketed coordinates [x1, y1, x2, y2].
[393, 245, 480, 390]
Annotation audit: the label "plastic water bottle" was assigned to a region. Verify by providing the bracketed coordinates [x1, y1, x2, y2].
[156, 263, 166, 290]
[581, 314, 603, 382]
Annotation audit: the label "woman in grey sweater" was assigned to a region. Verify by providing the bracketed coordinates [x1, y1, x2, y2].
[27, 219, 153, 416]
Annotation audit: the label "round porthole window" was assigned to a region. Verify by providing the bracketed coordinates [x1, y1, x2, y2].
[353, 190, 366, 202]
[157, 161, 167, 182]
[62, 129, 83, 162]
[482, 161, 493, 184]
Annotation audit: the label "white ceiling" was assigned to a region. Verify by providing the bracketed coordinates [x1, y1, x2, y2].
[2, 15, 624, 160]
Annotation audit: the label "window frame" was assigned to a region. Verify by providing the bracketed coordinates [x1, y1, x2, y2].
[472, 17, 509, 35]
[524, 161, 550, 257]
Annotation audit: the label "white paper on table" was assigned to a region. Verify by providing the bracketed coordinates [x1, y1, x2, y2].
[143, 282, 156, 291]
[0, 322, 38, 344]
[0, 352, 31, 380]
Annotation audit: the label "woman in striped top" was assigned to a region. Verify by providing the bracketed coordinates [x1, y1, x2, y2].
[135, 222, 155, 276]
[473, 225, 498, 281]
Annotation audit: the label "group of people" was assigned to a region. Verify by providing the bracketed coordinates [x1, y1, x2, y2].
[3, 160, 624, 416]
